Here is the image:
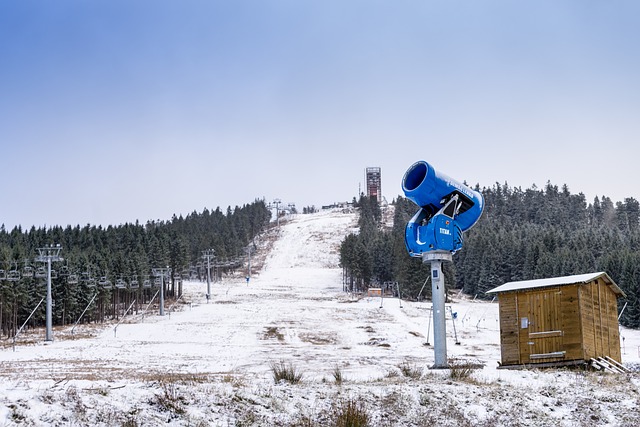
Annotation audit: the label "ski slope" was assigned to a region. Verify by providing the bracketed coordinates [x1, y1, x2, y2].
[1, 208, 640, 426]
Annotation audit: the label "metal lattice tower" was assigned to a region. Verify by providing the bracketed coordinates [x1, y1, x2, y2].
[35, 245, 63, 342]
[365, 167, 381, 202]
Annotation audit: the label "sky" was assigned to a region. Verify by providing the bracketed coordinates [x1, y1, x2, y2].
[1, 0, 639, 229]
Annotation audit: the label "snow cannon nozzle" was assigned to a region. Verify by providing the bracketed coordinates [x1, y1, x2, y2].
[402, 160, 484, 233]
[402, 160, 484, 256]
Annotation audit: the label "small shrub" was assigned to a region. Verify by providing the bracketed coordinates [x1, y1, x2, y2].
[288, 414, 317, 427]
[271, 361, 303, 384]
[221, 370, 246, 387]
[153, 382, 186, 415]
[8, 404, 26, 422]
[333, 398, 370, 427]
[385, 369, 400, 378]
[449, 360, 480, 382]
[264, 326, 285, 341]
[333, 366, 344, 384]
[122, 419, 139, 427]
[398, 361, 422, 379]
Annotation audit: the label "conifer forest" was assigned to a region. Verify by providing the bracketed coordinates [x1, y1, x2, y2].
[340, 183, 640, 328]
[0, 200, 271, 338]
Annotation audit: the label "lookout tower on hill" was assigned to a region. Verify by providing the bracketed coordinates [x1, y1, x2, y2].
[365, 167, 381, 202]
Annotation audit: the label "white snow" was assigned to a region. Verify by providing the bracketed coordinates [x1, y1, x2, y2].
[487, 271, 625, 296]
[1, 208, 639, 426]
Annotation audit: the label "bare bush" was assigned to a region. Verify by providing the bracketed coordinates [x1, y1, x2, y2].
[332, 366, 344, 384]
[449, 359, 482, 382]
[398, 361, 422, 379]
[333, 398, 370, 427]
[271, 361, 303, 384]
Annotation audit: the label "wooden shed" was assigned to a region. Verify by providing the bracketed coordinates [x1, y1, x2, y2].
[486, 272, 626, 369]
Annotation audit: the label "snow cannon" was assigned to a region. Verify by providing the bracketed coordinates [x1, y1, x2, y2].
[402, 160, 484, 256]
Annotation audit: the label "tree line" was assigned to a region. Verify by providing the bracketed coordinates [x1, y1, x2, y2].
[340, 183, 640, 328]
[0, 200, 271, 337]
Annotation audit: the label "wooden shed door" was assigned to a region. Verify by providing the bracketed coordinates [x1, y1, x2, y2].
[518, 288, 565, 363]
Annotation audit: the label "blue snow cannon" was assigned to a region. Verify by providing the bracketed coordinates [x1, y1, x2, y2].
[402, 160, 484, 256]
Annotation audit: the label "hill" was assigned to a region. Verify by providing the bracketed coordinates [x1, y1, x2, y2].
[1, 208, 639, 426]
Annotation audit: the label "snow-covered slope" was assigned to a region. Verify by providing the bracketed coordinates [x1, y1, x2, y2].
[1, 208, 639, 426]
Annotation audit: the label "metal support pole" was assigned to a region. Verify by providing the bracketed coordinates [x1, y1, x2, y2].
[36, 245, 62, 342]
[151, 267, 171, 316]
[246, 245, 252, 284]
[168, 293, 184, 317]
[142, 289, 160, 320]
[430, 259, 447, 368]
[202, 249, 215, 301]
[425, 307, 432, 345]
[447, 306, 460, 345]
[45, 257, 53, 341]
[423, 251, 451, 369]
[71, 292, 98, 335]
[152, 267, 169, 317]
[206, 256, 211, 300]
[13, 297, 45, 352]
[618, 301, 629, 321]
[114, 299, 136, 337]
[159, 274, 165, 316]
[417, 275, 430, 300]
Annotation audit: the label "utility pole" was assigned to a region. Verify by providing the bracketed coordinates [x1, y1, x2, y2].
[202, 249, 215, 301]
[35, 244, 63, 342]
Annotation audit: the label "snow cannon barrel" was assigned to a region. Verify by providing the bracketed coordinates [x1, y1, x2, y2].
[402, 160, 484, 232]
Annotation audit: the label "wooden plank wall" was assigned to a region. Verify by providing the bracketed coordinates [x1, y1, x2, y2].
[579, 280, 622, 362]
[528, 288, 562, 357]
[498, 293, 520, 365]
[497, 280, 622, 367]
[606, 284, 622, 362]
[516, 292, 531, 363]
[560, 285, 584, 361]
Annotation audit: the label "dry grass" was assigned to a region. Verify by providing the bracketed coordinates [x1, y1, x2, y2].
[142, 371, 213, 385]
[270, 361, 304, 384]
[263, 326, 285, 341]
[333, 398, 370, 427]
[299, 332, 337, 345]
[332, 366, 344, 384]
[398, 361, 422, 379]
[448, 359, 484, 383]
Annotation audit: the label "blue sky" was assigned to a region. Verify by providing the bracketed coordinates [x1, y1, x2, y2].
[1, 1, 639, 228]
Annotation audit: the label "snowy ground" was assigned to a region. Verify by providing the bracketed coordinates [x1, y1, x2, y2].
[1, 208, 640, 426]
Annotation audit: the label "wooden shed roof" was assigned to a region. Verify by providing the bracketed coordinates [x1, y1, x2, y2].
[486, 272, 626, 298]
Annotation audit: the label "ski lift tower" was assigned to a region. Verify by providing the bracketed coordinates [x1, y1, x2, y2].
[402, 161, 484, 368]
[152, 267, 171, 316]
[35, 244, 63, 342]
[202, 249, 215, 301]
[269, 199, 282, 227]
